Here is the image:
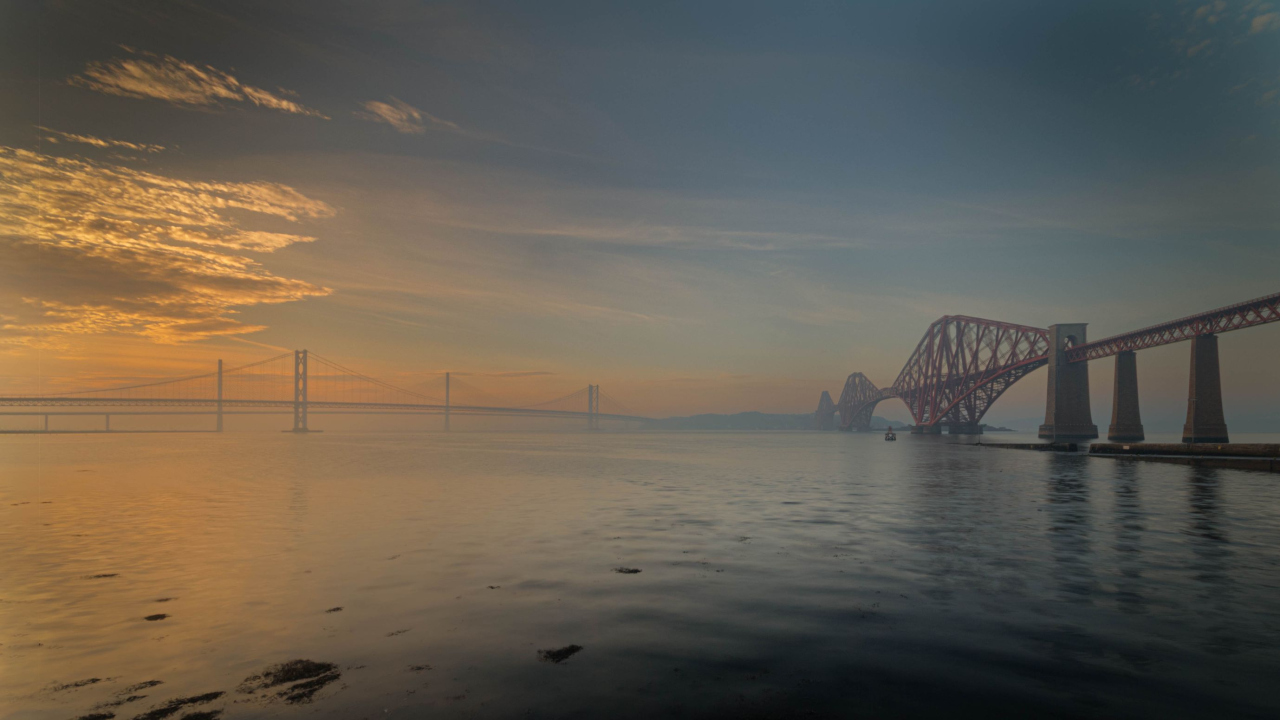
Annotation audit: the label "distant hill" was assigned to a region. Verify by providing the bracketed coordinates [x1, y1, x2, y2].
[985, 417, 1043, 431]
[643, 412, 912, 431]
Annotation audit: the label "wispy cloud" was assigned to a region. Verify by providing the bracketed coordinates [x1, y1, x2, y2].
[1250, 12, 1280, 33]
[1186, 38, 1213, 57]
[356, 97, 597, 160]
[356, 97, 460, 134]
[1193, 1, 1226, 22]
[38, 126, 166, 153]
[69, 48, 328, 118]
[0, 146, 334, 345]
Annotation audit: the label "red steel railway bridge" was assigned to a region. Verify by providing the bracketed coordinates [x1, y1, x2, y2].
[815, 291, 1280, 443]
[0, 351, 645, 433]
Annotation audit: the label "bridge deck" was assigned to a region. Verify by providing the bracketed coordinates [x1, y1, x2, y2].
[0, 398, 647, 422]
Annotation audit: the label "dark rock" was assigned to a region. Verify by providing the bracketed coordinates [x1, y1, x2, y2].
[538, 645, 584, 664]
[238, 659, 340, 705]
[51, 678, 102, 692]
[131, 692, 223, 720]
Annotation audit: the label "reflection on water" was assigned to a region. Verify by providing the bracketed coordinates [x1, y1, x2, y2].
[1112, 463, 1147, 615]
[3, 432, 1280, 719]
[1046, 456, 1098, 605]
[1184, 469, 1243, 658]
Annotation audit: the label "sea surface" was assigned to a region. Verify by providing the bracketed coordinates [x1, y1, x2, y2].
[3, 431, 1279, 719]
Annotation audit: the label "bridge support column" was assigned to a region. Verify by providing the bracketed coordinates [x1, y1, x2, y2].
[1182, 334, 1229, 443]
[216, 359, 224, 433]
[1107, 351, 1144, 442]
[912, 424, 942, 434]
[292, 349, 310, 433]
[947, 423, 983, 435]
[444, 372, 450, 432]
[1039, 323, 1098, 440]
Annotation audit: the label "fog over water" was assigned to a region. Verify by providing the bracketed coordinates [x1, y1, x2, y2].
[3, 432, 1279, 719]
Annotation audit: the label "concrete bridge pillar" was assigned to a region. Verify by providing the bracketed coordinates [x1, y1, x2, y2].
[912, 424, 942, 434]
[1039, 323, 1098, 440]
[1182, 334, 1229, 443]
[1107, 350, 1144, 442]
[947, 423, 983, 435]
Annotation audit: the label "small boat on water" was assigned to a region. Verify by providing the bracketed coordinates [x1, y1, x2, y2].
[884, 428, 897, 441]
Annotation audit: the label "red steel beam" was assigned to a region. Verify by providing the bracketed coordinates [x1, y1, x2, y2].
[1065, 291, 1280, 363]
[889, 315, 1050, 427]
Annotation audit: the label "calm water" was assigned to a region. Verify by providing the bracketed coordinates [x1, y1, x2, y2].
[3, 432, 1279, 719]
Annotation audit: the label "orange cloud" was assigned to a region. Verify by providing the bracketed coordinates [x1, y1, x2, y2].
[69, 49, 328, 118]
[0, 147, 334, 346]
[356, 97, 460, 134]
[37, 126, 165, 153]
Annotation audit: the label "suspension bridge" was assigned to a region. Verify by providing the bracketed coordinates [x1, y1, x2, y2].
[0, 350, 647, 433]
[816, 290, 1280, 443]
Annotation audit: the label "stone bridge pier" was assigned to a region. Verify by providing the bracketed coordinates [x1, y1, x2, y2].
[1182, 334, 1229, 443]
[1039, 323, 1098, 440]
[1107, 350, 1144, 442]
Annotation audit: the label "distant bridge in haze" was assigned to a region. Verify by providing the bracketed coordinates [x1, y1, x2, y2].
[816, 291, 1280, 444]
[0, 350, 648, 433]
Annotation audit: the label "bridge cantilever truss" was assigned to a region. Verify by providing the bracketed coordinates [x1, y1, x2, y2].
[821, 317, 1049, 432]
[891, 316, 1049, 430]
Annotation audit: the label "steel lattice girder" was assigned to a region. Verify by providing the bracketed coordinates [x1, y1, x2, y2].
[835, 372, 886, 431]
[1065, 291, 1280, 363]
[889, 316, 1050, 427]
[820, 291, 1280, 433]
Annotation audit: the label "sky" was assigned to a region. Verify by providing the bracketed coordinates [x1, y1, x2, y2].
[1, 0, 1278, 427]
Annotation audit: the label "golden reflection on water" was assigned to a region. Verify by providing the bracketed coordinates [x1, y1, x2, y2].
[3, 432, 1280, 719]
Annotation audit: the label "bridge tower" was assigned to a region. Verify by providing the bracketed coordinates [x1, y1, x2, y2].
[216, 359, 223, 433]
[587, 385, 599, 431]
[1039, 324, 1098, 440]
[292, 349, 309, 433]
[444, 372, 451, 432]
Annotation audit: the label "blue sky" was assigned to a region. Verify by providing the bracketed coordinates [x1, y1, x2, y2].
[1, 1, 1278, 425]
